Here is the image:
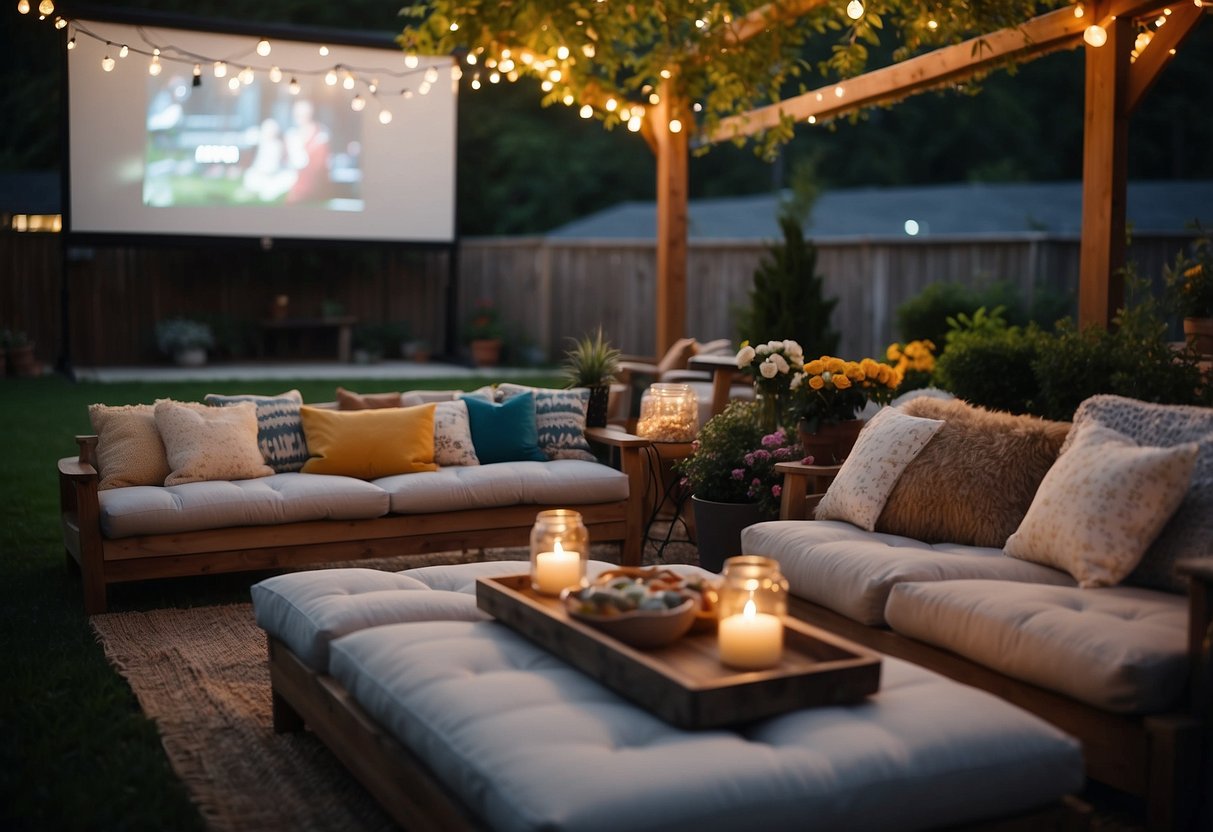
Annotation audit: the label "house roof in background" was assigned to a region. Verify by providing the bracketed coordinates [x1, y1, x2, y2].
[545, 180, 1213, 241]
[0, 172, 59, 215]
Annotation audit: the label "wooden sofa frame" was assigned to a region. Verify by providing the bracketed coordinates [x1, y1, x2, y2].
[60, 427, 649, 615]
[776, 462, 1213, 832]
[266, 632, 1089, 832]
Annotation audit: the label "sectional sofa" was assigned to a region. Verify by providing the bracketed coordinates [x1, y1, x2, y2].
[59, 385, 649, 614]
[744, 394, 1213, 831]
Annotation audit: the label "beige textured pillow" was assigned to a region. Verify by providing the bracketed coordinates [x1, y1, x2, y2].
[88, 403, 170, 490]
[1004, 422, 1198, 588]
[153, 400, 274, 486]
[433, 400, 479, 466]
[815, 407, 944, 531]
[876, 398, 1072, 548]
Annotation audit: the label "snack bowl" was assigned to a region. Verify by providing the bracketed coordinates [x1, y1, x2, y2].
[563, 592, 697, 649]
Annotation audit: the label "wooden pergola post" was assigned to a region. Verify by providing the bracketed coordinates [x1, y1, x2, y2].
[654, 79, 689, 355]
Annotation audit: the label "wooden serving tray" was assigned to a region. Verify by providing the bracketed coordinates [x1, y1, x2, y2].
[476, 574, 882, 729]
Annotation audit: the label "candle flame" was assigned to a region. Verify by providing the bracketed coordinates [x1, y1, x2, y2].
[743, 599, 757, 617]
[554, 540, 564, 554]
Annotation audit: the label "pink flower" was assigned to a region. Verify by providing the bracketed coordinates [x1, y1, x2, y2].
[801, 455, 816, 465]
[771, 484, 782, 498]
[731, 468, 746, 480]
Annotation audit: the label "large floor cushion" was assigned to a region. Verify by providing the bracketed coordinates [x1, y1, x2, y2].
[741, 520, 1074, 626]
[885, 580, 1190, 714]
[98, 473, 390, 538]
[376, 460, 628, 514]
[328, 619, 1082, 832]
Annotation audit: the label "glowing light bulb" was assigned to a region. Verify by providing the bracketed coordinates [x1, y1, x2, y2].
[627, 115, 642, 132]
[378, 109, 392, 125]
[1074, 3, 1085, 18]
[288, 77, 300, 95]
[834, 85, 845, 97]
[556, 45, 570, 60]
[668, 118, 682, 133]
[66, 36, 75, 50]
[927, 19, 938, 30]
[451, 66, 462, 81]
[368, 79, 378, 93]
[17, 1, 30, 15]
[240, 66, 254, 85]
[470, 73, 481, 90]
[807, 115, 817, 124]
[419, 81, 431, 95]
[582, 43, 595, 58]
[213, 61, 227, 78]
[351, 95, 366, 112]
[562, 93, 574, 105]
[449, 22, 459, 31]
[846, 0, 864, 20]
[501, 49, 512, 59]
[660, 69, 671, 79]
[405, 53, 419, 69]
[696, 18, 706, 29]
[1083, 24, 1108, 47]
[466, 53, 477, 65]
[318, 45, 329, 56]
[342, 72, 355, 90]
[193, 63, 201, 78]
[520, 51, 534, 65]
[53, 16, 65, 29]
[118, 44, 128, 58]
[693, 102, 703, 112]
[424, 66, 439, 84]
[619, 107, 631, 120]
[499, 59, 515, 72]
[649, 93, 660, 105]
[605, 98, 617, 111]
[38, 0, 52, 13]
[540, 80, 553, 92]
[579, 104, 593, 118]
[489, 71, 501, 84]
[228, 77, 240, 91]
[256, 38, 271, 57]
[149, 55, 162, 76]
[549, 69, 562, 82]
[101, 55, 115, 72]
[269, 66, 282, 83]
[1135, 31, 1152, 51]
[324, 69, 338, 86]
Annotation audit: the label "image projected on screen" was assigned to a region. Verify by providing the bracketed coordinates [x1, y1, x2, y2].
[144, 75, 363, 211]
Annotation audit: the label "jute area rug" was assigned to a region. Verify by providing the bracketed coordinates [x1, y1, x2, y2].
[90, 540, 698, 831]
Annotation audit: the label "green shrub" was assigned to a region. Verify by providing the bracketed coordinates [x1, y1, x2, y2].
[934, 317, 1042, 415]
[896, 282, 978, 347]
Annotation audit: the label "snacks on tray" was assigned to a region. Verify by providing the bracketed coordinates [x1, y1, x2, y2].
[561, 568, 720, 648]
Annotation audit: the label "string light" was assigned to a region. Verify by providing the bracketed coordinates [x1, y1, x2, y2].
[288, 77, 300, 95]
[1083, 23, 1108, 47]
[582, 43, 595, 58]
[324, 68, 337, 86]
[17, 1, 30, 14]
[927, 19, 938, 30]
[256, 38, 271, 57]
[38, 0, 52, 14]
[239, 66, 254, 85]
[368, 79, 378, 93]
[213, 61, 226, 78]
[605, 97, 617, 111]
[451, 66, 462, 81]
[470, 72, 481, 89]
[846, 0, 864, 20]
[627, 114, 642, 132]
[449, 21, 459, 31]
[118, 44, 128, 58]
[53, 15, 65, 28]
[579, 104, 593, 118]
[540, 80, 553, 91]
[66, 36, 74, 49]
[556, 45, 570, 60]
[424, 66, 439, 84]
[1074, 3, 1085, 18]
[192, 63, 202, 86]
[227, 77, 240, 91]
[378, 109, 392, 124]
[834, 85, 845, 97]
[268, 66, 282, 83]
[489, 71, 501, 83]
[562, 93, 574, 105]
[350, 94, 366, 111]
[101, 54, 114, 72]
[668, 118, 682, 133]
[318, 45, 329, 56]
[149, 53, 161, 76]
[419, 81, 431, 95]
[807, 114, 817, 124]
[466, 52, 477, 65]
[342, 71, 355, 90]
[405, 52, 419, 69]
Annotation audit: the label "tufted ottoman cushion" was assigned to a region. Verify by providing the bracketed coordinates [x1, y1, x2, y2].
[885, 580, 1189, 713]
[741, 520, 1074, 625]
[327, 619, 1083, 832]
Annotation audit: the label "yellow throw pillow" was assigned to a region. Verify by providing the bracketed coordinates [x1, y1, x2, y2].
[153, 400, 274, 486]
[88, 403, 171, 490]
[300, 404, 438, 478]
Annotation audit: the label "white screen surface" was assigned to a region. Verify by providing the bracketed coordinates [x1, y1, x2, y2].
[68, 20, 456, 243]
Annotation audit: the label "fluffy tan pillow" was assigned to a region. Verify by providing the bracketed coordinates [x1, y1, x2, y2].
[153, 400, 274, 486]
[88, 403, 170, 490]
[876, 398, 1071, 548]
[815, 407, 944, 531]
[1004, 422, 1198, 587]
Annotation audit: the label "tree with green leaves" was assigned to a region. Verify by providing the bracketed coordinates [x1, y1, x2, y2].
[736, 210, 839, 357]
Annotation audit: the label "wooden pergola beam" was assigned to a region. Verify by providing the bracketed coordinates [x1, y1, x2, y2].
[1125, 2, 1206, 115]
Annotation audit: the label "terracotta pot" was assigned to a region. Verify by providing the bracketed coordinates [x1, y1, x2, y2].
[470, 338, 502, 367]
[1183, 317, 1213, 356]
[690, 496, 768, 573]
[8, 344, 39, 378]
[797, 418, 865, 465]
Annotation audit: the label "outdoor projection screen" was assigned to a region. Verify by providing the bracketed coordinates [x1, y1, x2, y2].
[67, 19, 456, 244]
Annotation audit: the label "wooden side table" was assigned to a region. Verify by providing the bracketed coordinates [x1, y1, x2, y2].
[259, 316, 357, 363]
[774, 461, 843, 520]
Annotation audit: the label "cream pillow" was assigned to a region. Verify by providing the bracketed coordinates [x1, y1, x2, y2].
[433, 400, 480, 466]
[1004, 422, 1198, 588]
[88, 403, 170, 490]
[815, 407, 944, 531]
[154, 400, 274, 486]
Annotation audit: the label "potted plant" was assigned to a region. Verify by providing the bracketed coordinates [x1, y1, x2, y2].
[674, 400, 802, 571]
[464, 298, 504, 367]
[1167, 229, 1213, 355]
[733, 339, 804, 431]
[155, 318, 214, 367]
[788, 355, 901, 463]
[2, 329, 39, 378]
[561, 327, 621, 427]
[403, 339, 432, 363]
[352, 323, 394, 363]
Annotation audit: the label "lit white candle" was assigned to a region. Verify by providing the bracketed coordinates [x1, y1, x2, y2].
[718, 600, 783, 670]
[532, 540, 582, 596]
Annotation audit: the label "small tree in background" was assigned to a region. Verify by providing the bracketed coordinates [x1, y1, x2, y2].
[735, 209, 839, 359]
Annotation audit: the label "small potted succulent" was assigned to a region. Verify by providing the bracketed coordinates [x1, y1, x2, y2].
[155, 318, 215, 367]
[561, 327, 621, 427]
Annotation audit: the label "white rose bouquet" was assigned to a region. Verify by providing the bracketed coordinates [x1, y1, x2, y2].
[735, 339, 804, 397]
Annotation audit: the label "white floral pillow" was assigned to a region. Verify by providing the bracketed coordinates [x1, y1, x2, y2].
[433, 400, 479, 466]
[815, 407, 944, 530]
[1004, 421, 1198, 588]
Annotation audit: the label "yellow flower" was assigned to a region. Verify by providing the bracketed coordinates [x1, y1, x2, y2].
[845, 362, 865, 381]
[833, 374, 852, 390]
[860, 358, 882, 378]
[826, 357, 846, 374]
[886, 343, 901, 362]
[808, 375, 825, 390]
[876, 364, 893, 385]
[805, 359, 825, 375]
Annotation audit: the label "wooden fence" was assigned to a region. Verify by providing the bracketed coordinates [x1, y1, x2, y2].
[0, 230, 1193, 370]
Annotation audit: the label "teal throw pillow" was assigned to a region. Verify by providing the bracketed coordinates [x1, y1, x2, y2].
[204, 389, 308, 473]
[460, 392, 547, 464]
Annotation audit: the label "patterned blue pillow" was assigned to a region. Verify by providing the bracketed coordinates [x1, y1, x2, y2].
[203, 389, 308, 473]
[497, 383, 595, 462]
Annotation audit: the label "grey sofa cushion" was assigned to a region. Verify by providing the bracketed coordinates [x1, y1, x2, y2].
[886, 580, 1190, 713]
[98, 472, 390, 538]
[741, 520, 1073, 626]
[328, 620, 1081, 832]
[377, 459, 628, 514]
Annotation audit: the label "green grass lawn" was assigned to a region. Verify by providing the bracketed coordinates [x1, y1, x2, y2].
[0, 372, 560, 830]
